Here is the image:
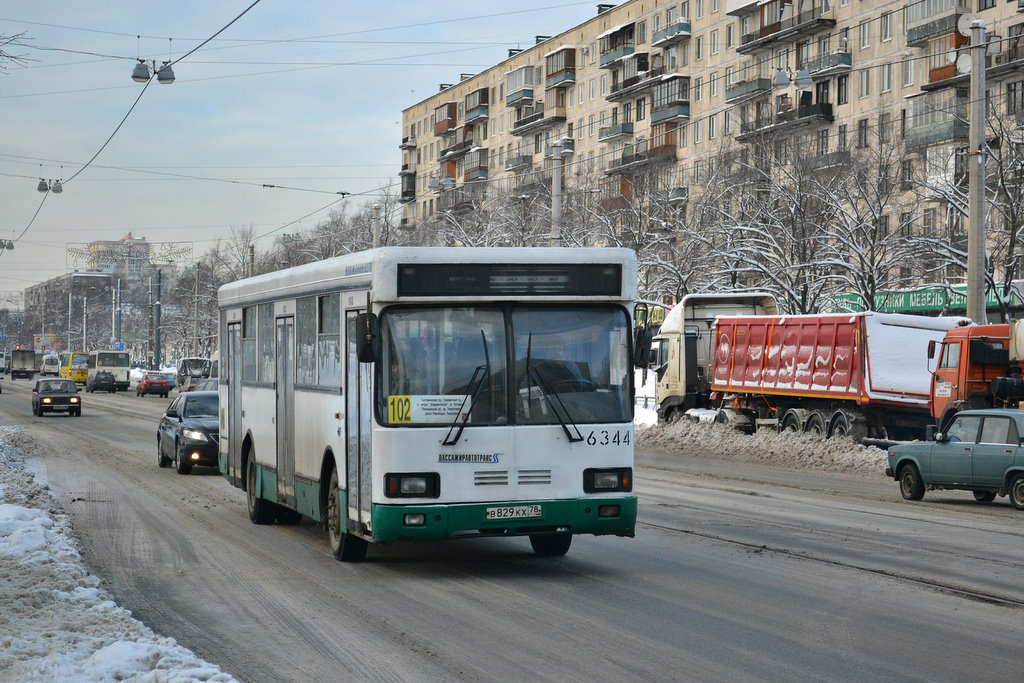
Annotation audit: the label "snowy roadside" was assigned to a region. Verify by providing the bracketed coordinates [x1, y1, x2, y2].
[0, 426, 237, 683]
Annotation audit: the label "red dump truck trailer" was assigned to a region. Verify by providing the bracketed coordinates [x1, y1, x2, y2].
[710, 312, 965, 441]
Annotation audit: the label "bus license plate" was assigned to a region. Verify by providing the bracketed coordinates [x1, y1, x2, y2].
[485, 505, 542, 520]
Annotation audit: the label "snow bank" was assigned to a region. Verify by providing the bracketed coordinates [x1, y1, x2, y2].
[636, 418, 888, 475]
[0, 426, 237, 683]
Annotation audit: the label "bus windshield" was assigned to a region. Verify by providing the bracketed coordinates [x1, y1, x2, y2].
[379, 305, 631, 426]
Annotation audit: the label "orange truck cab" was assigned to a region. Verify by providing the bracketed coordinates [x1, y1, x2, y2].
[929, 322, 1024, 430]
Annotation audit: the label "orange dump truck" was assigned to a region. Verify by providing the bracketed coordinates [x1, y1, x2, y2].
[710, 312, 964, 442]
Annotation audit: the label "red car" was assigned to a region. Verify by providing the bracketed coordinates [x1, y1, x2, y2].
[137, 373, 170, 398]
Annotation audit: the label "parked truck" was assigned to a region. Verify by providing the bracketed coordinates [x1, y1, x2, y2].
[709, 312, 966, 442]
[651, 293, 779, 422]
[928, 320, 1024, 431]
[10, 348, 37, 380]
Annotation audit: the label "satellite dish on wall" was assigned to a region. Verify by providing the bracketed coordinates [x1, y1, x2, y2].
[957, 13, 976, 38]
[955, 51, 972, 74]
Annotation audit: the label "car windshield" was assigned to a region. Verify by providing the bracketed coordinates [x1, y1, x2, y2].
[40, 380, 75, 392]
[183, 395, 218, 419]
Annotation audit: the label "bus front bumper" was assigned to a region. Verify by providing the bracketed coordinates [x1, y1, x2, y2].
[370, 496, 637, 543]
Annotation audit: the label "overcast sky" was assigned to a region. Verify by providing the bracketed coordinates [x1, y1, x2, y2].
[0, 0, 595, 302]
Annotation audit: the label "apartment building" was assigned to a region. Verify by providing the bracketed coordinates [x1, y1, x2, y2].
[399, 1, 1024, 279]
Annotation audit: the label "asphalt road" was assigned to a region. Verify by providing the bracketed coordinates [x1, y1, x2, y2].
[2, 378, 1022, 682]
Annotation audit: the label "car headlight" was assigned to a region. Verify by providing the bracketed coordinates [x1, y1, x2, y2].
[182, 428, 208, 443]
[42, 397, 52, 404]
[70, 397, 79, 404]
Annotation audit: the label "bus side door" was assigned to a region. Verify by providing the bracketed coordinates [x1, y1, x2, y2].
[275, 316, 296, 507]
[345, 306, 373, 534]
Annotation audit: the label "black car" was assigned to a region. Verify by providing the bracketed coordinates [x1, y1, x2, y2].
[32, 378, 81, 417]
[157, 390, 219, 474]
[86, 371, 117, 393]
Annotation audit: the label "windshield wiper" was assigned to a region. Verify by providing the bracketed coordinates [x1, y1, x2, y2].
[443, 330, 492, 446]
[524, 332, 584, 443]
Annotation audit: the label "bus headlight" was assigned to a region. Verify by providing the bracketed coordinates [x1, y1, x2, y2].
[183, 429, 208, 443]
[583, 468, 632, 493]
[385, 473, 440, 498]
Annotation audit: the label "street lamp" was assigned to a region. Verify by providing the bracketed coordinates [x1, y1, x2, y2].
[131, 59, 175, 84]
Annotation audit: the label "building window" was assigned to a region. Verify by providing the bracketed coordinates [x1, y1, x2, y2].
[695, 120, 703, 143]
[880, 12, 892, 42]
[903, 55, 914, 86]
[636, 96, 646, 120]
[978, 0, 995, 9]
[837, 75, 848, 105]
[901, 160, 915, 188]
[725, 110, 734, 135]
[589, 114, 595, 136]
[709, 114, 718, 139]
[696, 0, 704, 18]
[816, 129, 829, 156]
[601, 74, 608, 96]
[859, 20, 870, 49]
[880, 112, 892, 143]
[711, 29, 720, 55]
[877, 215, 890, 237]
[1008, 80, 1024, 114]
[694, 77, 703, 101]
[858, 69, 870, 98]
[727, 24, 735, 48]
[712, 0, 719, 12]
[838, 124, 848, 150]
[880, 63, 891, 93]
[857, 118, 869, 148]
[726, 66, 735, 87]
[637, 21, 647, 44]
[696, 36, 704, 61]
[710, 73, 719, 98]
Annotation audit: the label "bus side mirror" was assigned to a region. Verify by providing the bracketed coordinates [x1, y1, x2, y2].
[633, 327, 653, 368]
[355, 312, 380, 363]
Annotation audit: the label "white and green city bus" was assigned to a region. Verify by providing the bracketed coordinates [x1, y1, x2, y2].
[218, 247, 640, 561]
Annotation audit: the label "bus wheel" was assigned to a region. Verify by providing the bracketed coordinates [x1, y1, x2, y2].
[529, 532, 572, 557]
[327, 468, 368, 562]
[246, 457, 275, 525]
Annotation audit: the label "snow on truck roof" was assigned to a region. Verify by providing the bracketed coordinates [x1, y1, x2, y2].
[218, 247, 638, 307]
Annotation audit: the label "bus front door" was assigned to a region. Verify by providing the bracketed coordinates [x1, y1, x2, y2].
[226, 322, 243, 486]
[275, 316, 296, 507]
[345, 309, 372, 533]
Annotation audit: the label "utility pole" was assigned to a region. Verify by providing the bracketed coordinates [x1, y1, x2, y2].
[192, 266, 199, 356]
[550, 140, 563, 246]
[372, 203, 381, 248]
[966, 19, 988, 324]
[154, 269, 162, 370]
[82, 296, 87, 351]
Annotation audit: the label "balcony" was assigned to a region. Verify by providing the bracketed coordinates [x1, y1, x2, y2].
[465, 106, 489, 124]
[399, 136, 416, 150]
[546, 71, 576, 89]
[905, 119, 968, 148]
[505, 155, 533, 172]
[651, 102, 690, 124]
[506, 84, 534, 106]
[599, 24, 636, 69]
[439, 139, 474, 159]
[438, 187, 479, 213]
[598, 122, 635, 141]
[725, 76, 772, 102]
[738, 6, 835, 55]
[654, 186, 689, 202]
[802, 50, 852, 77]
[434, 103, 457, 136]
[400, 189, 415, 204]
[736, 102, 835, 140]
[607, 66, 666, 101]
[652, 19, 692, 47]
[796, 148, 851, 171]
[906, 0, 969, 46]
[399, 163, 415, 176]
[465, 166, 488, 182]
[606, 143, 676, 175]
[400, 173, 416, 203]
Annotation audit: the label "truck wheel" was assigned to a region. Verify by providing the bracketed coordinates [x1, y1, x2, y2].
[972, 491, 996, 503]
[1008, 474, 1024, 511]
[327, 468, 368, 561]
[898, 464, 925, 501]
[530, 532, 572, 557]
[828, 412, 867, 442]
[803, 411, 826, 439]
[781, 411, 801, 433]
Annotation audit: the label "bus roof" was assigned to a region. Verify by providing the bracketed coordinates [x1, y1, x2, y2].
[218, 247, 637, 308]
